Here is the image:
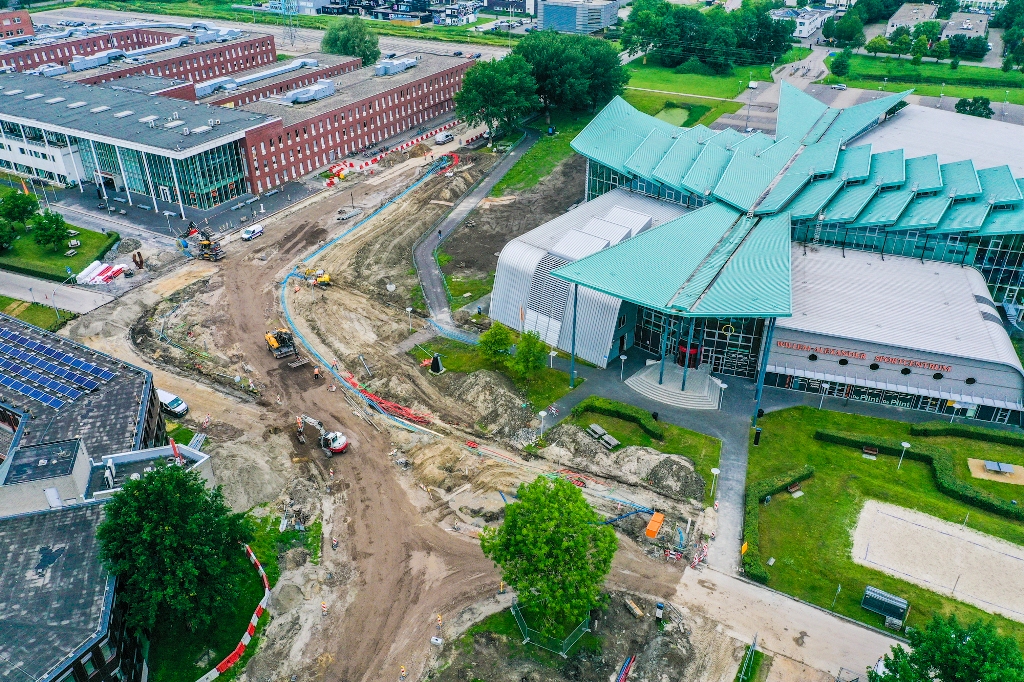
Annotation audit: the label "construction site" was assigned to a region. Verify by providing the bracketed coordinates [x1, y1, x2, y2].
[54, 131, 763, 682]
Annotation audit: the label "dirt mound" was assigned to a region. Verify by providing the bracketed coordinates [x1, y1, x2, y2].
[447, 370, 533, 439]
[407, 142, 431, 158]
[542, 424, 705, 504]
[117, 237, 142, 254]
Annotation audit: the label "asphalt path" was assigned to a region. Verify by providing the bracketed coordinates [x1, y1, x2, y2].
[0, 270, 114, 313]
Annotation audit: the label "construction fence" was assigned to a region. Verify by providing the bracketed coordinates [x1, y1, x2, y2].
[511, 601, 590, 658]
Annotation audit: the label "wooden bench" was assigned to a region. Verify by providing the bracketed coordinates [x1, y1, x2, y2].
[64, 249, 77, 257]
[787, 482, 801, 494]
[586, 423, 607, 439]
[68, 240, 81, 248]
[67, 230, 80, 236]
[600, 434, 620, 450]
[862, 446, 879, 456]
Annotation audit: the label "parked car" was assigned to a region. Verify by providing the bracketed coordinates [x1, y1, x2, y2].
[453, 50, 464, 56]
[748, 81, 758, 89]
[831, 83, 848, 90]
[157, 389, 189, 417]
[241, 223, 264, 241]
[471, 52, 482, 58]
[434, 131, 455, 145]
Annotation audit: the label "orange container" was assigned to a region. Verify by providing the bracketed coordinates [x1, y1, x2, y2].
[645, 512, 664, 539]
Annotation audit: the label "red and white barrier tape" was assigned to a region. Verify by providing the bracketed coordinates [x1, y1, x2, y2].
[194, 545, 271, 682]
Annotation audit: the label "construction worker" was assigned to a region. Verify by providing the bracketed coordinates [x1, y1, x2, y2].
[331, 358, 339, 370]
[314, 366, 322, 380]
[400, 666, 407, 680]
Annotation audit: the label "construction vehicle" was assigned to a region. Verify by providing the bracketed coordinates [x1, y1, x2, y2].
[196, 228, 224, 261]
[296, 414, 348, 456]
[265, 329, 298, 358]
[304, 268, 330, 287]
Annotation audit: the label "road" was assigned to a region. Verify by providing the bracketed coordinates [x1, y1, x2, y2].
[33, 6, 511, 61]
[0, 270, 114, 313]
[413, 129, 539, 331]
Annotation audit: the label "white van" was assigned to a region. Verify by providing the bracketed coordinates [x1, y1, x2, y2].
[241, 224, 264, 241]
[434, 131, 455, 145]
[157, 389, 189, 417]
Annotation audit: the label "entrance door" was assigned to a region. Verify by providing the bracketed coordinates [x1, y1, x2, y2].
[618, 335, 626, 353]
[159, 186, 172, 203]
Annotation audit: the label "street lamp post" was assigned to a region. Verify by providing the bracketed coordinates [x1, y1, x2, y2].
[549, 350, 558, 369]
[538, 410, 547, 437]
[619, 354, 628, 381]
[898, 441, 911, 470]
[405, 307, 413, 333]
[710, 467, 721, 499]
[51, 289, 61, 322]
[819, 382, 830, 409]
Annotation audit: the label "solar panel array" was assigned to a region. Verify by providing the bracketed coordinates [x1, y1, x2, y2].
[0, 325, 116, 411]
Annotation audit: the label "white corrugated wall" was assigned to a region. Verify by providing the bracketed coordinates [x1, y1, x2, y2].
[490, 240, 547, 333]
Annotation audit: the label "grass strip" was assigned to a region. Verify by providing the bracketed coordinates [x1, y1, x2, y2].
[742, 465, 815, 584]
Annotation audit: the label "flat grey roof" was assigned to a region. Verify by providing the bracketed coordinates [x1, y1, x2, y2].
[0, 504, 111, 682]
[4, 439, 80, 485]
[106, 74, 189, 94]
[782, 245, 1022, 371]
[198, 52, 358, 101]
[0, 72, 274, 154]
[239, 52, 470, 126]
[888, 2, 938, 24]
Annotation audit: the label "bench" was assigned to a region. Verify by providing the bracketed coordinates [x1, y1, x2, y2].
[586, 423, 607, 439]
[64, 249, 77, 257]
[68, 240, 81, 248]
[862, 446, 879, 456]
[67, 230, 79, 236]
[600, 434, 620, 450]
[787, 482, 801, 494]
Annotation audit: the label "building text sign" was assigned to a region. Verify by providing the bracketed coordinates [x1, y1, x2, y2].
[776, 341, 952, 372]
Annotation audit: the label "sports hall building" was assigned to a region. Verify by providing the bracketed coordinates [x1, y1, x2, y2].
[491, 84, 1024, 424]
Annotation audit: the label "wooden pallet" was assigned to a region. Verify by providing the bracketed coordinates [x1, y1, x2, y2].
[287, 355, 310, 368]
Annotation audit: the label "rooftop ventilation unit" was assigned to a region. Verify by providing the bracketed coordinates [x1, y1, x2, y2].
[113, 110, 134, 118]
[374, 57, 418, 76]
[24, 93, 43, 100]
[182, 127, 190, 135]
[67, 101, 87, 108]
[193, 58, 320, 98]
[264, 79, 335, 106]
[90, 105, 110, 113]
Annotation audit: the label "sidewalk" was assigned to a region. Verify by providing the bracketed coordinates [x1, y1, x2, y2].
[0, 270, 114, 314]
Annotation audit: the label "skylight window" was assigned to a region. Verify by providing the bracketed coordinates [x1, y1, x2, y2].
[5, 89, 24, 96]
[90, 106, 110, 113]
[138, 115, 159, 123]
[67, 101, 87, 109]
[45, 97, 65, 104]
[113, 110, 134, 118]
[24, 93, 43, 100]
[164, 120, 185, 128]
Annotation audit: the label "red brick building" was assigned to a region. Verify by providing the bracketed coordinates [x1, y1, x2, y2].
[201, 53, 362, 108]
[0, 10, 32, 39]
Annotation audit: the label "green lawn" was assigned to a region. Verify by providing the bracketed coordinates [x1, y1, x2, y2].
[567, 403, 721, 507]
[822, 54, 1024, 105]
[0, 294, 73, 331]
[491, 111, 595, 197]
[734, 647, 767, 682]
[778, 47, 812, 65]
[748, 406, 1024, 644]
[624, 58, 775, 99]
[0, 220, 117, 282]
[445, 271, 495, 304]
[165, 421, 196, 447]
[621, 90, 743, 127]
[410, 336, 582, 408]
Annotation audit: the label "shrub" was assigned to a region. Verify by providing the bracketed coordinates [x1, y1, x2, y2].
[570, 396, 665, 439]
[673, 57, 716, 76]
[742, 465, 815, 584]
[814, 430, 1024, 523]
[909, 421, 1024, 446]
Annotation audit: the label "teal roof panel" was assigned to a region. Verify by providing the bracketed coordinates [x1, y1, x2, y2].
[978, 165, 1023, 205]
[679, 143, 732, 196]
[680, 124, 717, 143]
[905, 154, 943, 193]
[851, 188, 916, 227]
[824, 183, 879, 222]
[817, 90, 914, 145]
[668, 215, 758, 312]
[757, 137, 802, 172]
[803, 108, 841, 145]
[890, 194, 952, 231]
[551, 203, 742, 313]
[833, 144, 872, 182]
[776, 82, 830, 143]
[623, 129, 676, 179]
[932, 200, 990, 234]
[733, 131, 776, 156]
[790, 140, 841, 177]
[755, 170, 812, 215]
[976, 209, 1024, 237]
[570, 96, 678, 175]
[706, 127, 747, 149]
[869, 149, 905, 187]
[650, 136, 703, 191]
[691, 212, 792, 317]
[712, 151, 778, 212]
[940, 160, 982, 199]
[788, 177, 846, 220]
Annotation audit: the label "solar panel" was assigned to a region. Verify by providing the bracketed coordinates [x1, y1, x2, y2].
[0, 327, 116, 382]
[0, 373, 64, 409]
[0, 358, 82, 400]
[0, 342, 100, 390]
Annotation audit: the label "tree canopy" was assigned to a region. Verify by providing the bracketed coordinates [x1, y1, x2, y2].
[509, 330, 547, 379]
[30, 209, 71, 252]
[830, 49, 852, 77]
[0, 190, 39, 224]
[956, 95, 994, 118]
[97, 463, 254, 632]
[868, 615, 1024, 682]
[621, 0, 793, 73]
[512, 31, 628, 114]
[0, 218, 16, 251]
[454, 55, 539, 136]
[480, 476, 617, 632]
[479, 321, 515, 365]
[321, 16, 380, 66]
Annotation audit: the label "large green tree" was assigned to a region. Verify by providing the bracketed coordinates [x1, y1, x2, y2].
[30, 210, 71, 252]
[868, 615, 1024, 682]
[0, 190, 38, 224]
[321, 16, 380, 66]
[0, 217, 16, 251]
[509, 330, 547, 379]
[97, 464, 254, 631]
[479, 321, 515, 365]
[454, 55, 539, 136]
[956, 95, 994, 118]
[480, 477, 617, 632]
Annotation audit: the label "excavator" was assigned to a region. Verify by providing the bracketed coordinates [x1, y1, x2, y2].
[296, 414, 349, 456]
[265, 329, 297, 359]
[196, 228, 224, 262]
[304, 268, 330, 287]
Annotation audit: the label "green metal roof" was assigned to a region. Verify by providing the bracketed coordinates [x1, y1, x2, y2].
[551, 202, 742, 314]
[851, 188, 916, 227]
[787, 177, 846, 220]
[713, 151, 778, 212]
[978, 165, 1023, 205]
[803, 108, 841, 145]
[976, 208, 1024, 236]
[940, 160, 982, 199]
[869, 149, 905, 187]
[707, 127, 747, 149]
[905, 154, 943, 194]
[570, 96, 678, 176]
[791, 139, 841, 176]
[756, 170, 812, 215]
[824, 183, 879, 222]
[815, 90, 914, 145]
[889, 194, 952, 231]
[668, 215, 758, 312]
[680, 143, 733, 196]
[650, 137, 704, 191]
[777, 82, 829, 143]
[623, 130, 677, 179]
[932, 200, 990, 234]
[690, 212, 792, 317]
[833, 144, 872, 182]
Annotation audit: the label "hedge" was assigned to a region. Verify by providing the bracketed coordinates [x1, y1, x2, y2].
[742, 465, 816, 584]
[815, 430, 1024, 523]
[0, 231, 119, 284]
[569, 396, 665, 440]
[909, 421, 1024, 447]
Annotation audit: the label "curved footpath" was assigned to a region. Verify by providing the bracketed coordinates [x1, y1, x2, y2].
[413, 129, 540, 335]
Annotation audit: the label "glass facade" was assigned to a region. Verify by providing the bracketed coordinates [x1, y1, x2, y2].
[586, 160, 709, 208]
[633, 307, 765, 379]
